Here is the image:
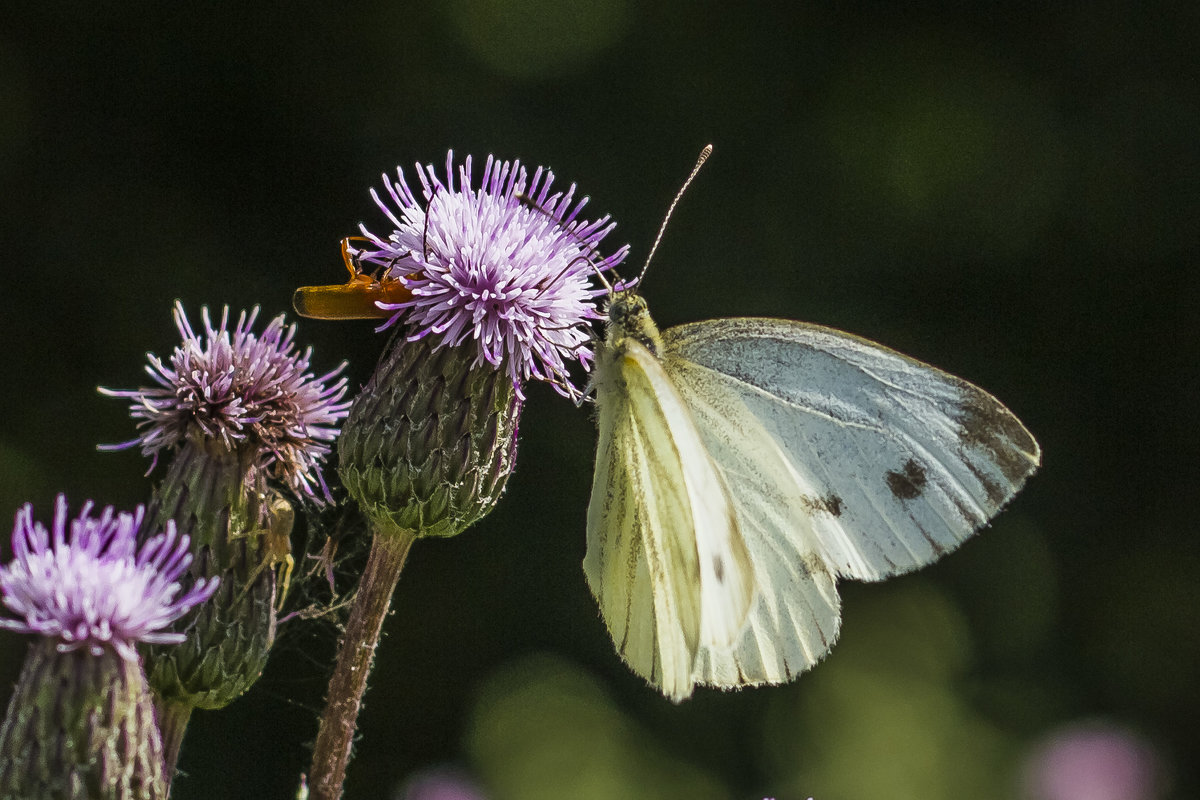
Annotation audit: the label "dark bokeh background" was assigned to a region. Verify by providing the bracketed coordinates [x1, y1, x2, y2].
[1, 3, 1196, 799]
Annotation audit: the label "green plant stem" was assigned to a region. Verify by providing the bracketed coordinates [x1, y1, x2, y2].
[308, 522, 417, 800]
[157, 699, 192, 788]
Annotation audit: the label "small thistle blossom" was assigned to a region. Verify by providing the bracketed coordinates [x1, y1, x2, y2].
[357, 150, 630, 398]
[0, 496, 218, 661]
[100, 301, 352, 498]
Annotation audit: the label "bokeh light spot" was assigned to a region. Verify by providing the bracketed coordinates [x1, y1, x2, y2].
[763, 582, 1016, 800]
[467, 653, 726, 800]
[445, 0, 629, 80]
[821, 34, 1067, 259]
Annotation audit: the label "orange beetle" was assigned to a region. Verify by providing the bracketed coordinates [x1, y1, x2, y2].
[292, 237, 413, 320]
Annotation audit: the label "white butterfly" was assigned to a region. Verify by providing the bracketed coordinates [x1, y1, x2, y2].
[582, 148, 1040, 702]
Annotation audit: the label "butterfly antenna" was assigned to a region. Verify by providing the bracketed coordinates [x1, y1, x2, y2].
[636, 144, 713, 286]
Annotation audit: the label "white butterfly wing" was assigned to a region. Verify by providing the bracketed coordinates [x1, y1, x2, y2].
[585, 337, 756, 700]
[662, 317, 1040, 688]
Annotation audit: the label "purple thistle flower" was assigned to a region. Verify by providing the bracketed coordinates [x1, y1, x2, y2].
[99, 301, 352, 499]
[357, 150, 629, 399]
[399, 768, 489, 800]
[0, 496, 219, 662]
[1022, 720, 1163, 800]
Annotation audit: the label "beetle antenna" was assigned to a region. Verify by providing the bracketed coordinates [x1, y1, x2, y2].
[340, 236, 372, 278]
[421, 186, 442, 263]
[515, 192, 617, 293]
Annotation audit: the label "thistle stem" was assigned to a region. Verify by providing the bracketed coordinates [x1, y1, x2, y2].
[157, 699, 193, 787]
[308, 522, 417, 800]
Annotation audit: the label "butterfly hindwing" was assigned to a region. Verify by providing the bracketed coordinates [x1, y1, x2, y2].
[663, 346, 843, 686]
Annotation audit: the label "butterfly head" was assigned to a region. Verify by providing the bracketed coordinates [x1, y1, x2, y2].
[605, 289, 663, 355]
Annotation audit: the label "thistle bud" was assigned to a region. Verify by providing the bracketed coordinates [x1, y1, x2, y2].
[0, 497, 217, 800]
[137, 440, 282, 710]
[0, 644, 166, 800]
[99, 303, 349, 773]
[338, 334, 520, 539]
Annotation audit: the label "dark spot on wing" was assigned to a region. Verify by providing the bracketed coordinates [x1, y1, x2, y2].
[825, 495, 844, 516]
[886, 459, 927, 500]
[800, 553, 826, 579]
[954, 386, 1040, 486]
[713, 555, 725, 583]
[802, 493, 845, 517]
[965, 460, 1007, 508]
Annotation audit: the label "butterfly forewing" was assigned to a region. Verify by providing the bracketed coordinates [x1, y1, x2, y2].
[665, 318, 1040, 582]
[584, 396, 664, 683]
[586, 335, 756, 700]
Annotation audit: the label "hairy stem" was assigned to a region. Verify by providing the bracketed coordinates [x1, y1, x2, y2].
[157, 699, 193, 788]
[308, 523, 416, 800]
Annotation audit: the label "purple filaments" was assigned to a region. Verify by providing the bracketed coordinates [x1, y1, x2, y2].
[357, 151, 629, 399]
[0, 496, 219, 661]
[100, 302, 351, 499]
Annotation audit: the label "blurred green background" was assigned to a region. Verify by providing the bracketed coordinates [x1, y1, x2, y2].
[1, 2, 1195, 799]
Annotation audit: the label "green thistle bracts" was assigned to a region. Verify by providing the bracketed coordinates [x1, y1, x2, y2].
[0, 642, 166, 800]
[338, 337, 520, 539]
[139, 440, 283, 710]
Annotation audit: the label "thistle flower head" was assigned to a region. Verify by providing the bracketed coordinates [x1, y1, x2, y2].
[357, 151, 629, 399]
[100, 302, 352, 499]
[0, 495, 218, 661]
